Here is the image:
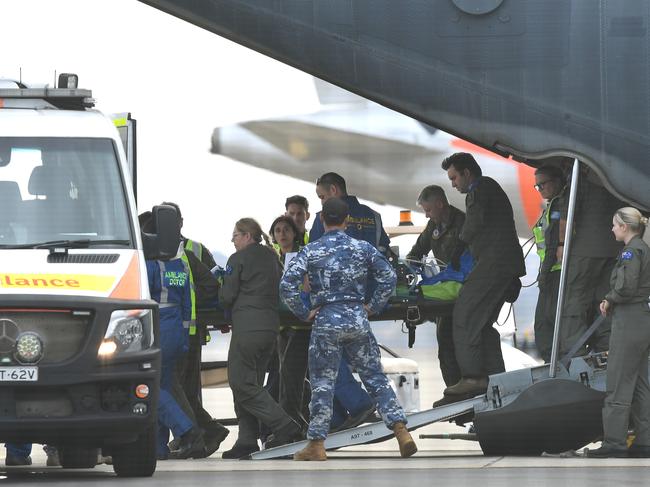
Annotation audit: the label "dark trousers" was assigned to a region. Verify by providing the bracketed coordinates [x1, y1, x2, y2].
[603, 303, 650, 449]
[228, 330, 294, 445]
[160, 321, 193, 453]
[278, 328, 311, 428]
[260, 343, 279, 441]
[452, 276, 510, 378]
[534, 270, 561, 363]
[436, 314, 461, 387]
[176, 332, 213, 428]
[561, 256, 615, 357]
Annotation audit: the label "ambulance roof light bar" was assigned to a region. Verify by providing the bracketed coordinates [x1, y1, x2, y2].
[0, 73, 94, 110]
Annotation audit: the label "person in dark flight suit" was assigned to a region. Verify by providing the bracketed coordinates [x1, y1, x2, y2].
[441, 153, 526, 399]
[559, 167, 625, 359]
[586, 207, 650, 458]
[219, 218, 302, 459]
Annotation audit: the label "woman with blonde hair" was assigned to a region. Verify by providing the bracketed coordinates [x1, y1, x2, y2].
[587, 207, 650, 458]
[219, 218, 302, 459]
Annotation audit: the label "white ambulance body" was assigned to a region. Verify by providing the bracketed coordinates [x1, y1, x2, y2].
[0, 77, 164, 477]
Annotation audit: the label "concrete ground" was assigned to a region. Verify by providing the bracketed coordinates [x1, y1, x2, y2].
[3, 324, 644, 486]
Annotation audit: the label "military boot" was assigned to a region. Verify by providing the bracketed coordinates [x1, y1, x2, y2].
[393, 422, 417, 458]
[293, 440, 327, 461]
[443, 377, 488, 397]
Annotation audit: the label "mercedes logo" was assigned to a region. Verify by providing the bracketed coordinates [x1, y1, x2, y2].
[0, 318, 20, 353]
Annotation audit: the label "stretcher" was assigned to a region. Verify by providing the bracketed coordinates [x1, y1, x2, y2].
[197, 294, 454, 330]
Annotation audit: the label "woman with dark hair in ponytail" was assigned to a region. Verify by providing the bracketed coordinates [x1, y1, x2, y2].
[219, 218, 302, 459]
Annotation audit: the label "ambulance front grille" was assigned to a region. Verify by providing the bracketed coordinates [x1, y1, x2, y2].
[0, 310, 91, 364]
[47, 253, 119, 264]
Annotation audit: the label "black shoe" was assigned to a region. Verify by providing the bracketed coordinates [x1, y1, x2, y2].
[157, 452, 169, 461]
[584, 445, 628, 458]
[221, 443, 259, 459]
[265, 421, 304, 449]
[331, 405, 376, 433]
[169, 427, 206, 460]
[444, 377, 488, 397]
[5, 454, 32, 466]
[432, 389, 479, 408]
[199, 423, 230, 458]
[44, 445, 60, 467]
[168, 437, 180, 452]
[628, 444, 650, 458]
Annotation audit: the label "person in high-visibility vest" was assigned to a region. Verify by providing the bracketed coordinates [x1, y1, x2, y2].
[161, 202, 229, 458]
[532, 165, 568, 362]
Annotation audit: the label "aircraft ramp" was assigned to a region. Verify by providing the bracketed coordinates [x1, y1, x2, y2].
[250, 396, 481, 460]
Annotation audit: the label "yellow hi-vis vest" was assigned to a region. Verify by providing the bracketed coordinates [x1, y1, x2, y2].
[272, 231, 309, 253]
[533, 197, 562, 273]
[181, 239, 200, 335]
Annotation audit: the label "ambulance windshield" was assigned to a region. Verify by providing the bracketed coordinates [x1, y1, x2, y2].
[0, 137, 132, 247]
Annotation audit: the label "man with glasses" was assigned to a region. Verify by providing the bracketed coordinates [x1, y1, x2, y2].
[531, 166, 567, 362]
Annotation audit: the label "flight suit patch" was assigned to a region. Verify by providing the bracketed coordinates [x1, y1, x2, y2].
[621, 250, 633, 261]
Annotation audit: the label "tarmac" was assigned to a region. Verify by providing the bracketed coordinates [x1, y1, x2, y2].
[2, 326, 649, 486]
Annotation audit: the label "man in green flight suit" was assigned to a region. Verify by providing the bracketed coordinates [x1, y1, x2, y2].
[406, 185, 466, 389]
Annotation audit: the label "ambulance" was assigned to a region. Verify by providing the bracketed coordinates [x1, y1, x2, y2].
[0, 74, 176, 477]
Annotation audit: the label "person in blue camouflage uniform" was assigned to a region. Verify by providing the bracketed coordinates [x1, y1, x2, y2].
[281, 197, 417, 461]
[310, 172, 390, 430]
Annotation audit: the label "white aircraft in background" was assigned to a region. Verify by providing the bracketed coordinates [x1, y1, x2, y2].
[0, 1, 541, 398]
[211, 77, 543, 237]
[203, 78, 543, 385]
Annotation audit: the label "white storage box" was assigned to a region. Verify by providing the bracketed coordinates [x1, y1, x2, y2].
[380, 357, 420, 412]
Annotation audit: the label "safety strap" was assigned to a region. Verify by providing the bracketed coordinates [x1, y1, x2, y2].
[404, 291, 430, 348]
[559, 314, 605, 367]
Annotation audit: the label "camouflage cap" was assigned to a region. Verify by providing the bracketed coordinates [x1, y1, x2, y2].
[322, 197, 349, 225]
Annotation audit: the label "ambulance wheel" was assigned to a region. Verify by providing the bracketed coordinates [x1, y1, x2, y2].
[112, 423, 157, 477]
[59, 447, 98, 469]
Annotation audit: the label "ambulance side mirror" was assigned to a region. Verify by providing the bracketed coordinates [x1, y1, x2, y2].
[141, 205, 181, 260]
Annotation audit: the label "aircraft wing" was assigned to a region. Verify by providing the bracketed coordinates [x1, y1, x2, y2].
[212, 119, 539, 234]
[238, 120, 434, 164]
[214, 119, 447, 211]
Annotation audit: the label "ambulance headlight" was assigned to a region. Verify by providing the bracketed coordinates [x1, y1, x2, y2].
[99, 310, 153, 358]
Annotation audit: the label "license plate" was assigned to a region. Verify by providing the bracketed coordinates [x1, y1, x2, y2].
[0, 367, 38, 382]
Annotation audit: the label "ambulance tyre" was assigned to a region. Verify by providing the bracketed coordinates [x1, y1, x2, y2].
[59, 447, 98, 469]
[112, 423, 157, 477]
